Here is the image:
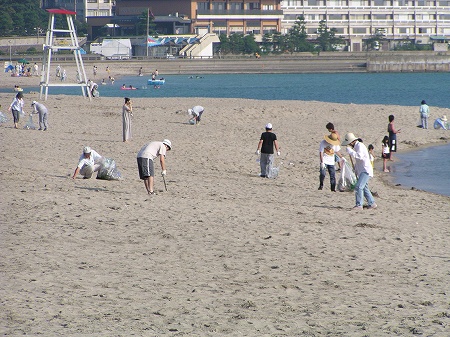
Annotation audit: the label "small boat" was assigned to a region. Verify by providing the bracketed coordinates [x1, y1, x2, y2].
[147, 78, 165, 86]
[121, 86, 138, 90]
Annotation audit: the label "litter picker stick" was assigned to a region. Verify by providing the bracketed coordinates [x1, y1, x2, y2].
[162, 175, 168, 191]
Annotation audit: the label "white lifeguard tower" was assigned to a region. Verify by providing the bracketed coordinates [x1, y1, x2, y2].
[40, 8, 91, 100]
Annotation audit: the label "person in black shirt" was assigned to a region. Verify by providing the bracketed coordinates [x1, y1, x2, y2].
[256, 123, 280, 178]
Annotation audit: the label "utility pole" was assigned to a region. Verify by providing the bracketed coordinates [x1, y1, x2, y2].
[146, 8, 149, 57]
[8, 40, 11, 63]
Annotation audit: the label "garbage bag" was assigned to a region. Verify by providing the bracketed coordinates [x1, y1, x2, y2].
[338, 161, 357, 192]
[0, 112, 8, 124]
[23, 114, 36, 130]
[96, 157, 122, 180]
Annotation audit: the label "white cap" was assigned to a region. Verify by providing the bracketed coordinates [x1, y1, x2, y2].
[162, 139, 172, 150]
[83, 146, 92, 154]
[31, 101, 37, 106]
[265, 123, 272, 130]
[188, 108, 193, 115]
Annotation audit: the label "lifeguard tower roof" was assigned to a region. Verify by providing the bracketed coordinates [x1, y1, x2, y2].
[46, 8, 77, 15]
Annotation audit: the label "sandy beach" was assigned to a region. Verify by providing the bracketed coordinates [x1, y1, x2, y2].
[1, 66, 450, 335]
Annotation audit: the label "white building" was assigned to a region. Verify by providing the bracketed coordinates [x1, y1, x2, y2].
[281, 0, 450, 51]
[42, 0, 113, 22]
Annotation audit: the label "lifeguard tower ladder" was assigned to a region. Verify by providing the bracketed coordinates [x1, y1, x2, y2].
[40, 8, 91, 100]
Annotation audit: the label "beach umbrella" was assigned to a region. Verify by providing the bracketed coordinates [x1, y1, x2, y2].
[17, 58, 29, 64]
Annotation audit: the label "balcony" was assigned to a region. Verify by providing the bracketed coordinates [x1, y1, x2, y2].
[197, 9, 283, 19]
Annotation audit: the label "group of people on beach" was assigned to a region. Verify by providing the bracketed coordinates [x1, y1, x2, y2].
[7, 92, 49, 130]
[419, 100, 448, 130]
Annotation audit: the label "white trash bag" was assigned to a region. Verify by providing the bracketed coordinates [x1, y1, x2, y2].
[338, 161, 357, 192]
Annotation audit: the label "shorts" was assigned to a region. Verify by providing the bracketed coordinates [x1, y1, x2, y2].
[137, 157, 154, 179]
[382, 153, 391, 160]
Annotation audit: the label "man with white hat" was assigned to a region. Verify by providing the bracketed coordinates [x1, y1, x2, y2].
[30, 101, 49, 131]
[256, 123, 280, 178]
[341, 133, 377, 210]
[137, 139, 172, 195]
[72, 146, 103, 179]
[433, 115, 448, 130]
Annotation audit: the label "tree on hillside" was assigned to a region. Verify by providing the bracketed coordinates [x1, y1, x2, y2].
[0, 0, 47, 36]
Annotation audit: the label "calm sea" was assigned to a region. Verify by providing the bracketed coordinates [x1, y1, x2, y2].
[6, 72, 450, 197]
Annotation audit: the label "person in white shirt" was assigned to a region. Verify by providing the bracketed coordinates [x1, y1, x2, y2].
[137, 139, 172, 195]
[341, 133, 377, 211]
[72, 146, 102, 179]
[8, 92, 24, 129]
[188, 106, 205, 125]
[319, 133, 345, 191]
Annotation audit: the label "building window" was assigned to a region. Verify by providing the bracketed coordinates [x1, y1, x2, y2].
[262, 4, 275, 10]
[211, 2, 225, 10]
[248, 2, 261, 9]
[229, 2, 243, 10]
[197, 2, 209, 10]
[353, 27, 367, 33]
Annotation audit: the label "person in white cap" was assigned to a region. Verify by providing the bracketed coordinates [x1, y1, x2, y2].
[72, 146, 103, 179]
[137, 139, 172, 195]
[433, 115, 448, 130]
[256, 123, 280, 178]
[188, 106, 204, 125]
[341, 133, 377, 210]
[30, 101, 49, 131]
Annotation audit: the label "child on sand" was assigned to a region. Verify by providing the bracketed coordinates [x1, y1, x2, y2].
[368, 144, 374, 168]
[381, 136, 390, 172]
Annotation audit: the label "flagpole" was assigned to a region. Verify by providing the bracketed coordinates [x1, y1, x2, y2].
[146, 8, 149, 57]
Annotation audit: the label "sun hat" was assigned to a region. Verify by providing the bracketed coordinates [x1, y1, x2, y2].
[341, 132, 358, 146]
[441, 115, 448, 122]
[162, 139, 172, 150]
[83, 146, 92, 154]
[324, 133, 340, 145]
[187, 108, 193, 115]
[265, 123, 272, 130]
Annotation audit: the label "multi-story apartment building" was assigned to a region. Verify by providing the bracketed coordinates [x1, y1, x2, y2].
[190, 0, 283, 36]
[111, 1, 283, 36]
[42, 0, 114, 22]
[281, 0, 450, 51]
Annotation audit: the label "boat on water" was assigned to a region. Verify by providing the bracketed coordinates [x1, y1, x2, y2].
[121, 86, 138, 90]
[147, 78, 165, 86]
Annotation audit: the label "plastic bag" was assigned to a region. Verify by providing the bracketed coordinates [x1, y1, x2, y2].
[0, 112, 8, 124]
[96, 157, 122, 180]
[23, 114, 36, 130]
[338, 161, 357, 192]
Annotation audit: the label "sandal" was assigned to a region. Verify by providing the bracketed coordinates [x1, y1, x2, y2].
[148, 191, 157, 195]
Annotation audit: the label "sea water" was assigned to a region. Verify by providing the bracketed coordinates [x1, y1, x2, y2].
[389, 143, 450, 197]
[6, 72, 450, 197]
[16, 72, 450, 108]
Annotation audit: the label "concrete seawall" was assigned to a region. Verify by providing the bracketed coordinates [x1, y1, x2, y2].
[367, 53, 450, 72]
[3, 52, 450, 75]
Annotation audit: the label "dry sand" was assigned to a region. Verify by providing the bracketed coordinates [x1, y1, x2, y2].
[1, 67, 450, 336]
